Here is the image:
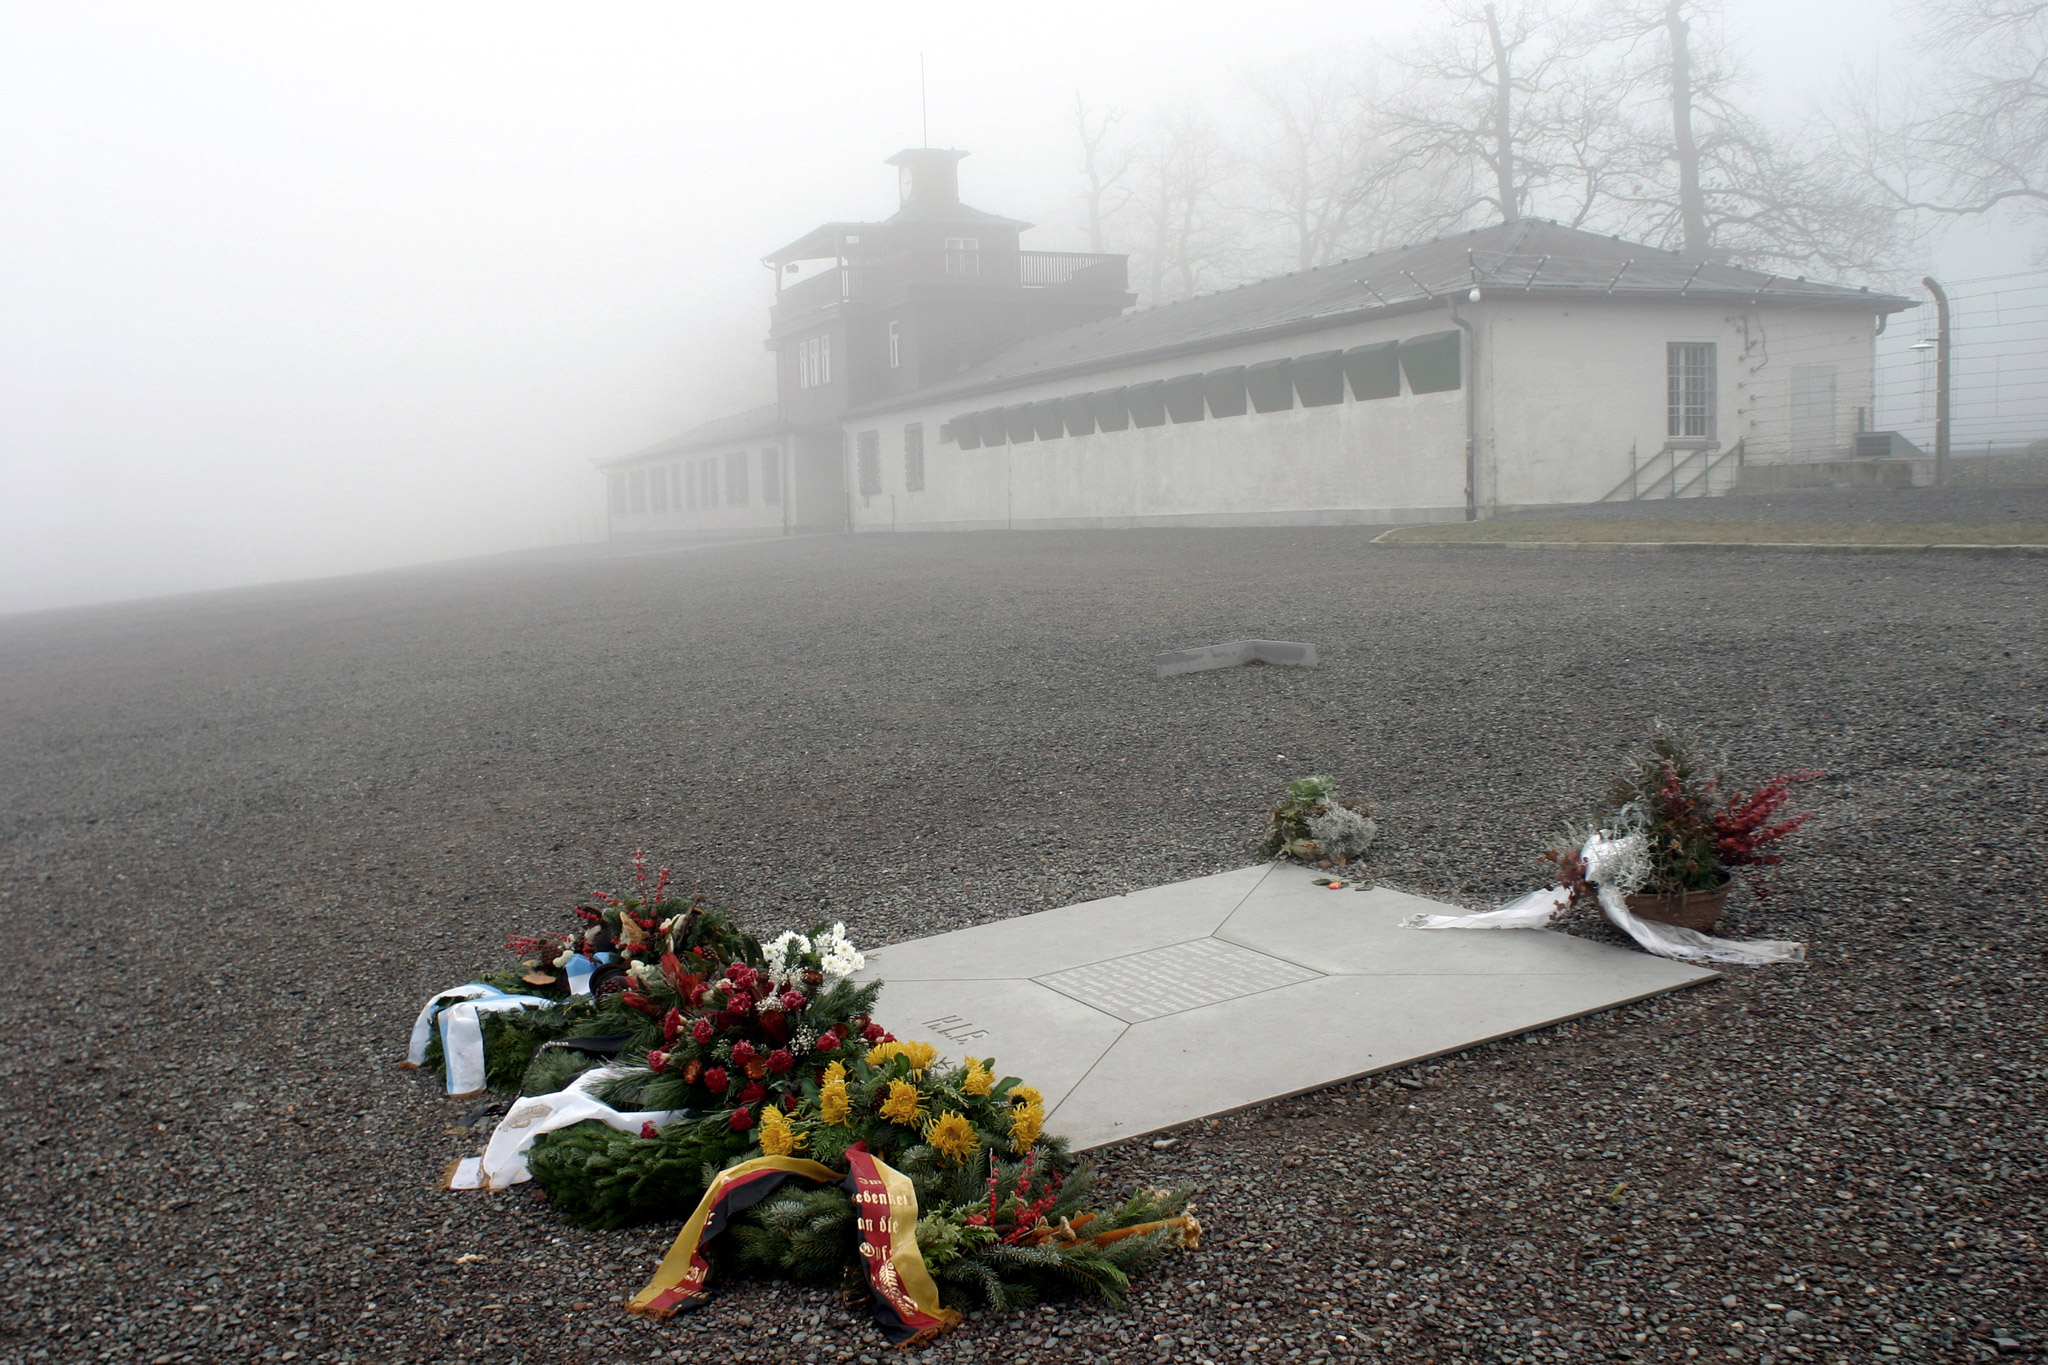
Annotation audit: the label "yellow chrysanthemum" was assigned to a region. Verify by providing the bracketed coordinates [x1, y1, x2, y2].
[865, 1039, 940, 1072]
[1011, 1084, 1044, 1109]
[820, 1078, 852, 1127]
[1008, 1099, 1046, 1154]
[923, 1109, 980, 1164]
[823, 1060, 847, 1085]
[758, 1105, 803, 1157]
[880, 1078, 927, 1126]
[960, 1058, 993, 1097]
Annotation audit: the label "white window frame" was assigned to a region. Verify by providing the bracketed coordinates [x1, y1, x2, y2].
[1666, 341, 1717, 443]
[888, 319, 901, 369]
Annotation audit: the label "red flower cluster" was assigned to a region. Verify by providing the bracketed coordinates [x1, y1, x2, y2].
[1711, 771, 1821, 869]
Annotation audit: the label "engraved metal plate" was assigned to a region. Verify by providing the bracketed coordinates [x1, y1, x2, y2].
[1034, 937, 1322, 1024]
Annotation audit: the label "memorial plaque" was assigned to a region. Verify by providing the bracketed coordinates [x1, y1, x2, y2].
[1035, 937, 1322, 1024]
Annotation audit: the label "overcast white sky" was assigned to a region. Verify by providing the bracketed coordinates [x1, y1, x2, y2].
[0, 0, 2027, 614]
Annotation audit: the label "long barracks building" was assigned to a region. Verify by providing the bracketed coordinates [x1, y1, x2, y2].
[601, 148, 1913, 539]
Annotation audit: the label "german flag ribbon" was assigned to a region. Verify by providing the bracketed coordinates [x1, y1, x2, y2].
[624, 1155, 839, 1320]
[623, 1146, 960, 1346]
[840, 1144, 961, 1345]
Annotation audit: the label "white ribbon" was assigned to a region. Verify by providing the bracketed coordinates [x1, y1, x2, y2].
[1404, 833, 1806, 966]
[443, 1066, 687, 1191]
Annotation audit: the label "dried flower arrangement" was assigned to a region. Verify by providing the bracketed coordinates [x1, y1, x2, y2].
[1540, 731, 1819, 910]
[1260, 775, 1377, 866]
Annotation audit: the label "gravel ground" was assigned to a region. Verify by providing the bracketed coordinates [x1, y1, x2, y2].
[1491, 485, 2048, 527]
[2, 524, 2041, 1365]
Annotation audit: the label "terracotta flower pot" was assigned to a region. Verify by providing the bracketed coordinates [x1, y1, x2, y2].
[1623, 874, 1733, 930]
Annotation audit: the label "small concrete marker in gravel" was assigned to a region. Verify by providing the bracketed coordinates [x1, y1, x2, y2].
[1153, 639, 1319, 678]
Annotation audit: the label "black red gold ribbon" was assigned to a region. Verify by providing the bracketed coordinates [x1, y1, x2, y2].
[623, 1145, 960, 1346]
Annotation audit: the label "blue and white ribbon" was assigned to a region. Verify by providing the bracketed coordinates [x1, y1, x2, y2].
[564, 951, 615, 997]
[403, 983, 552, 1096]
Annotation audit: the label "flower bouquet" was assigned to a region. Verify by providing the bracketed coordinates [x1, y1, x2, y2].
[1542, 731, 1819, 929]
[1260, 775, 1377, 866]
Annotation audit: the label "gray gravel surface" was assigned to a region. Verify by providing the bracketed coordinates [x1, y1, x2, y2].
[1490, 484, 2048, 526]
[2, 526, 2041, 1365]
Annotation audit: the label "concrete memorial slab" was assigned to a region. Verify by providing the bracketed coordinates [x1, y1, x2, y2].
[856, 863, 1716, 1150]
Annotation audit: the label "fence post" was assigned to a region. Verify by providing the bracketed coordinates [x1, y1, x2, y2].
[1922, 276, 1952, 486]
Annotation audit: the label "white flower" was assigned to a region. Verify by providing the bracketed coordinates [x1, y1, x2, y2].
[1582, 830, 1652, 895]
[764, 931, 813, 987]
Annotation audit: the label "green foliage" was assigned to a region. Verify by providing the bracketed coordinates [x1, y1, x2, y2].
[524, 1116, 752, 1229]
[1260, 774, 1376, 864]
[518, 1043, 606, 1097]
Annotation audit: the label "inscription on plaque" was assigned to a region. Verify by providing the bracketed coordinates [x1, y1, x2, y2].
[924, 1014, 990, 1043]
[1034, 937, 1322, 1024]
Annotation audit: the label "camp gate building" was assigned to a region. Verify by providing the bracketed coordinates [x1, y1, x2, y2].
[602, 148, 1913, 539]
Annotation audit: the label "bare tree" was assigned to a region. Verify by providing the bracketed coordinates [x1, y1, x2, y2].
[1121, 103, 1245, 302]
[1071, 95, 1133, 255]
[1388, 0, 1575, 225]
[1592, 0, 1898, 273]
[1851, 0, 2048, 234]
[1237, 56, 1466, 271]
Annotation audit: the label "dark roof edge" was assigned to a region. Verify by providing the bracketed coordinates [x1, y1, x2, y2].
[843, 298, 1444, 417]
[845, 285, 1912, 419]
[600, 411, 785, 467]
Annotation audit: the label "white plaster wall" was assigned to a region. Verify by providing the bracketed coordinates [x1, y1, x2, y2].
[1484, 299, 1880, 507]
[606, 446, 789, 539]
[845, 315, 1469, 531]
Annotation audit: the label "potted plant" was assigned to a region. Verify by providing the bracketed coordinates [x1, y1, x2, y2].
[1261, 775, 1377, 867]
[1542, 733, 1818, 930]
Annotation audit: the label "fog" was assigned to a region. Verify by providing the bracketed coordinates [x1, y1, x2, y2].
[1, 0, 2026, 615]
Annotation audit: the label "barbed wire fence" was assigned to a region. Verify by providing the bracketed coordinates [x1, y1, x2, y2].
[1873, 269, 2048, 483]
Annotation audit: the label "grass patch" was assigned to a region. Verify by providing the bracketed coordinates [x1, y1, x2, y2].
[1379, 520, 2048, 546]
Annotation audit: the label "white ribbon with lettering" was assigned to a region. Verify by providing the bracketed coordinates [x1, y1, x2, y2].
[1403, 831, 1806, 967]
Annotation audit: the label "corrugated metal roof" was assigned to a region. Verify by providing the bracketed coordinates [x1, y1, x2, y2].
[880, 219, 1915, 411]
[602, 404, 780, 466]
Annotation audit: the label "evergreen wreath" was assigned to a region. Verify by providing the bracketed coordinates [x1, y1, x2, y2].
[412, 854, 1202, 1334]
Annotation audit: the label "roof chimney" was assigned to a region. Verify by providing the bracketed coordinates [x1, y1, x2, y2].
[885, 148, 967, 208]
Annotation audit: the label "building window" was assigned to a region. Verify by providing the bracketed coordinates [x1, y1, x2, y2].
[943, 236, 980, 276]
[799, 334, 833, 389]
[629, 468, 647, 514]
[650, 465, 670, 513]
[700, 457, 717, 509]
[903, 422, 925, 492]
[684, 463, 698, 510]
[761, 446, 781, 504]
[888, 320, 901, 369]
[726, 450, 749, 505]
[607, 472, 627, 514]
[1667, 342, 1716, 440]
[856, 430, 881, 497]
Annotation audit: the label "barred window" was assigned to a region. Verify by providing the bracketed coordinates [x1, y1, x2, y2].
[903, 422, 925, 492]
[726, 450, 749, 505]
[1667, 342, 1716, 440]
[761, 446, 781, 504]
[856, 429, 881, 497]
[650, 465, 670, 513]
[699, 457, 717, 509]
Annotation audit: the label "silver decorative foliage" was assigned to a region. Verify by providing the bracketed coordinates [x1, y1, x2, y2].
[1308, 804, 1379, 860]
